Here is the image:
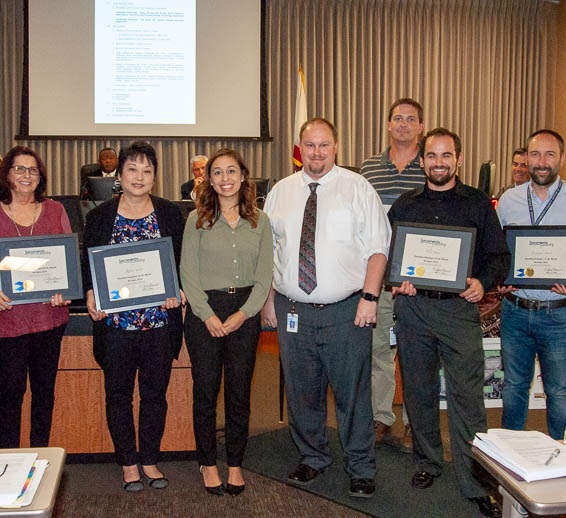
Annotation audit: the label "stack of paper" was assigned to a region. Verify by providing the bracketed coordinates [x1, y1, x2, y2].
[0, 453, 48, 508]
[474, 429, 566, 482]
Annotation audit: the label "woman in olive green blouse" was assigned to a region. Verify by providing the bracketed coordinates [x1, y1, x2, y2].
[180, 148, 273, 496]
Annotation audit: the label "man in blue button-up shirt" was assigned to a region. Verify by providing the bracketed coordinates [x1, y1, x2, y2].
[497, 129, 566, 441]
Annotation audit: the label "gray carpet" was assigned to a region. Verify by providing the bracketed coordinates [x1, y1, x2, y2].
[236, 427, 492, 518]
[53, 460, 369, 517]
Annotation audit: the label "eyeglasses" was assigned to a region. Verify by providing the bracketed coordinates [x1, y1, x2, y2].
[11, 165, 40, 177]
[0, 463, 7, 478]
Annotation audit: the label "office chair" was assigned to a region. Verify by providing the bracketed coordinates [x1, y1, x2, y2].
[478, 161, 496, 197]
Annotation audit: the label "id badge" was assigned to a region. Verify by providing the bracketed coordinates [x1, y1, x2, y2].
[287, 313, 298, 333]
[389, 326, 397, 346]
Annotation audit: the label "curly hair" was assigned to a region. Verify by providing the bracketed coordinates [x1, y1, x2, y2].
[0, 146, 47, 204]
[195, 148, 259, 229]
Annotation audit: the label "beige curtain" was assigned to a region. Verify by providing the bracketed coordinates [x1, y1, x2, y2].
[0, 0, 557, 198]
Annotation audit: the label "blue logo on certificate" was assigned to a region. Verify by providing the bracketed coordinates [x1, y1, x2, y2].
[110, 287, 131, 300]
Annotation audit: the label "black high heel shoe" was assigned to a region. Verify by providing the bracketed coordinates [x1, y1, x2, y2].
[225, 482, 245, 496]
[199, 466, 225, 496]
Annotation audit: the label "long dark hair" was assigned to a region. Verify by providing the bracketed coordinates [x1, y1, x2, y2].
[196, 148, 258, 229]
[0, 146, 47, 204]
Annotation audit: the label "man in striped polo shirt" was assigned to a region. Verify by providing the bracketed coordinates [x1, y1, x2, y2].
[361, 98, 425, 449]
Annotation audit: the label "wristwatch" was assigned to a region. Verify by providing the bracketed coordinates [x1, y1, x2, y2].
[361, 292, 379, 302]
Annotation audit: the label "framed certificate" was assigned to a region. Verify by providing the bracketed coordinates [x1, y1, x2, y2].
[385, 222, 476, 292]
[0, 233, 83, 304]
[503, 225, 566, 288]
[88, 237, 180, 313]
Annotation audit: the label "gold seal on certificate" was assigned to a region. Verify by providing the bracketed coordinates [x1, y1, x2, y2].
[0, 234, 83, 304]
[88, 237, 180, 313]
[118, 287, 130, 299]
[400, 233, 462, 283]
[504, 226, 566, 288]
[10, 245, 68, 294]
[104, 250, 165, 303]
[386, 222, 477, 293]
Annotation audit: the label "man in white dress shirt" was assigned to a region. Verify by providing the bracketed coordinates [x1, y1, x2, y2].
[263, 118, 391, 498]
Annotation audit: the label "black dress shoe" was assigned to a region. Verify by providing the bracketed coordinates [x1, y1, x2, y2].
[411, 471, 439, 489]
[225, 482, 245, 496]
[349, 478, 375, 498]
[199, 466, 225, 496]
[287, 464, 322, 486]
[469, 496, 502, 518]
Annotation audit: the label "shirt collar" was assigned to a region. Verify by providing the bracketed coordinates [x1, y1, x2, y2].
[300, 164, 337, 187]
[383, 146, 420, 168]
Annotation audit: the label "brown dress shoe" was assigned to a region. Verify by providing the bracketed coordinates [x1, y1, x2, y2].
[469, 496, 502, 517]
[373, 421, 392, 444]
[411, 471, 438, 489]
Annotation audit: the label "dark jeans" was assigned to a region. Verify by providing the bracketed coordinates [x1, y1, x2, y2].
[274, 291, 376, 479]
[185, 288, 260, 467]
[102, 325, 173, 466]
[501, 298, 566, 440]
[394, 295, 487, 498]
[0, 324, 66, 448]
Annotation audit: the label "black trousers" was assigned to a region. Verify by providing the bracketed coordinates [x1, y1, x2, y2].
[394, 295, 488, 498]
[0, 324, 66, 448]
[102, 325, 173, 466]
[185, 288, 260, 467]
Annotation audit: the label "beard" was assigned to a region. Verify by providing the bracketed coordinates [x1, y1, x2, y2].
[530, 166, 559, 186]
[304, 161, 328, 177]
[426, 167, 456, 187]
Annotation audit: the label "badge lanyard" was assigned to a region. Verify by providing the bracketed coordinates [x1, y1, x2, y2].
[527, 181, 562, 226]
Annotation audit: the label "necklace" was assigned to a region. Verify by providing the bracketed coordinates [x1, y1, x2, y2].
[223, 214, 240, 228]
[221, 201, 240, 228]
[7, 202, 38, 236]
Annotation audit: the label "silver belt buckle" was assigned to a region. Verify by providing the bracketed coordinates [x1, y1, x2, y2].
[227, 287, 236, 294]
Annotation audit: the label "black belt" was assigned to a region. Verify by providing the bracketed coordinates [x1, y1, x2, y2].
[416, 289, 460, 300]
[212, 286, 252, 295]
[290, 290, 361, 309]
[505, 292, 566, 311]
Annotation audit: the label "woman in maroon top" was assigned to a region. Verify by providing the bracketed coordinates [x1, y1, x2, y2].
[0, 146, 71, 448]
